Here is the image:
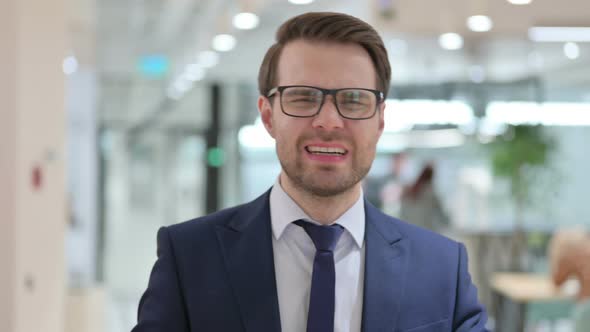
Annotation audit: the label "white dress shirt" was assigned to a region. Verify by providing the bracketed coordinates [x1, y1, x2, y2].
[270, 180, 366, 332]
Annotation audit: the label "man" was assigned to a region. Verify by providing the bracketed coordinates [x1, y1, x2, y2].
[132, 12, 488, 332]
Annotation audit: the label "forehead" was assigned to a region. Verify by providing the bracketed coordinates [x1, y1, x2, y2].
[276, 39, 377, 89]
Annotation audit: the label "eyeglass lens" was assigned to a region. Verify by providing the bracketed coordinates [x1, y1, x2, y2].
[281, 86, 377, 118]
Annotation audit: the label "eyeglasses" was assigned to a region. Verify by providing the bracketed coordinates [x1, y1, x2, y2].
[267, 85, 384, 120]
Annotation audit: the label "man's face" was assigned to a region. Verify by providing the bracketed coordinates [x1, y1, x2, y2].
[258, 39, 385, 197]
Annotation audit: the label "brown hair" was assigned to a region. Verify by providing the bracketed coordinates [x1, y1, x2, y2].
[258, 12, 391, 98]
[404, 164, 434, 200]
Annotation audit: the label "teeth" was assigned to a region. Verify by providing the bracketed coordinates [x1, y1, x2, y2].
[306, 146, 346, 155]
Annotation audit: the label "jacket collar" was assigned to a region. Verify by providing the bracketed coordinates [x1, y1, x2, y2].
[216, 190, 409, 332]
[361, 201, 409, 332]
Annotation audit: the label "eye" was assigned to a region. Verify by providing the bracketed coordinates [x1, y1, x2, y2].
[291, 97, 320, 102]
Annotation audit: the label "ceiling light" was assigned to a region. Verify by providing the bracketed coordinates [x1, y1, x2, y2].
[212, 34, 236, 52]
[288, 0, 315, 4]
[233, 12, 259, 30]
[379, 129, 466, 150]
[439, 33, 464, 50]
[183, 64, 205, 82]
[166, 77, 193, 101]
[507, 0, 533, 4]
[529, 27, 590, 42]
[62, 56, 78, 75]
[478, 119, 508, 137]
[564, 42, 580, 59]
[467, 15, 493, 32]
[173, 77, 194, 93]
[383, 99, 475, 132]
[486, 102, 590, 126]
[198, 51, 219, 68]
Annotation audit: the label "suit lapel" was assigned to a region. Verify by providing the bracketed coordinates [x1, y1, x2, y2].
[361, 201, 409, 332]
[215, 191, 282, 332]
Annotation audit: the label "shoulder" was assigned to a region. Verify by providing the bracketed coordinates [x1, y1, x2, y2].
[167, 204, 242, 236]
[395, 216, 456, 247]
[369, 203, 461, 260]
[381, 214, 468, 281]
[165, 190, 270, 245]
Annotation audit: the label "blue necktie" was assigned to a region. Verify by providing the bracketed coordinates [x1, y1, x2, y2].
[294, 219, 344, 332]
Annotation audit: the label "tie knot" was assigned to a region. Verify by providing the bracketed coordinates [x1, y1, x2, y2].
[294, 219, 344, 252]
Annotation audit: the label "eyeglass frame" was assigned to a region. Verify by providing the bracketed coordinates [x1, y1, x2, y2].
[266, 85, 385, 120]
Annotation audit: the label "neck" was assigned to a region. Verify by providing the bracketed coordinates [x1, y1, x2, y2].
[279, 172, 361, 225]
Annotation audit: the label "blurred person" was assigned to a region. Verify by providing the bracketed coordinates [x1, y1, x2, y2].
[362, 152, 406, 213]
[378, 152, 409, 216]
[399, 163, 450, 233]
[550, 229, 590, 331]
[132, 12, 487, 332]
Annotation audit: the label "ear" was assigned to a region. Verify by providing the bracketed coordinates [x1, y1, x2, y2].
[258, 95, 276, 138]
[377, 102, 385, 137]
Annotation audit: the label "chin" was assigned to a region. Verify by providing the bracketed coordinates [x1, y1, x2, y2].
[304, 185, 349, 198]
[301, 177, 359, 197]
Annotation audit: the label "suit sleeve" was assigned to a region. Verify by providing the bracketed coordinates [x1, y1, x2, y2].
[131, 227, 190, 332]
[453, 243, 490, 332]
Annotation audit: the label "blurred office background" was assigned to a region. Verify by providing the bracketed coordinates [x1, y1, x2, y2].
[2, 0, 590, 331]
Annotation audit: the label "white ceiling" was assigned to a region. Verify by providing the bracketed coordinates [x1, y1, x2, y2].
[70, 0, 590, 130]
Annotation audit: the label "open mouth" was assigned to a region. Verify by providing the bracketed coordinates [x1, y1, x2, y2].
[305, 146, 348, 156]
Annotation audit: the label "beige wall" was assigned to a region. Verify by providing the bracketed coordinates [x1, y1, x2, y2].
[0, 0, 67, 331]
[0, 0, 18, 330]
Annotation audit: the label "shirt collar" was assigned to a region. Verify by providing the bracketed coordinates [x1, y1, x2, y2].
[269, 178, 365, 248]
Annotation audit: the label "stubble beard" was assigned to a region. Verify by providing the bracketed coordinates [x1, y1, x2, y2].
[278, 140, 374, 198]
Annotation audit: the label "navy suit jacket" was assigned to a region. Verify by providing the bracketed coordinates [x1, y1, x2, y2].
[132, 189, 488, 331]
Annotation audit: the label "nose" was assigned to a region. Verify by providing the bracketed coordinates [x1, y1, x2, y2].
[311, 95, 344, 130]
